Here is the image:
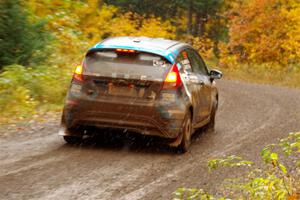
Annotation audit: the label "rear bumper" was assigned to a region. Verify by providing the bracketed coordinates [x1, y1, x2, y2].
[61, 97, 186, 138]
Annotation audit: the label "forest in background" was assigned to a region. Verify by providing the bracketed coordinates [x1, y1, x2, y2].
[0, 0, 300, 123]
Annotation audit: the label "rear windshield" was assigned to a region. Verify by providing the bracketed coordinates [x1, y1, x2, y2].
[85, 49, 171, 74]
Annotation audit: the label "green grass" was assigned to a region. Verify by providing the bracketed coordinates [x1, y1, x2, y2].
[0, 64, 70, 125]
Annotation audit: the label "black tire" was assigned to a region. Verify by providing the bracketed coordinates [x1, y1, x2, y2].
[178, 111, 192, 153]
[63, 135, 82, 145]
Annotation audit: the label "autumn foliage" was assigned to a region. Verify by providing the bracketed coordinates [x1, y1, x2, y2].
[227, 0, 300, 65]
[25, 0, 176, 66]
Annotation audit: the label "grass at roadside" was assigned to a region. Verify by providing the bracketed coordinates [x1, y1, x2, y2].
[0, 65, 70, 125]
[217, 63, 300, 88]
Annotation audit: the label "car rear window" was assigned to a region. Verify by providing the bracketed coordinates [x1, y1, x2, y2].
[84, 49, 171, 74]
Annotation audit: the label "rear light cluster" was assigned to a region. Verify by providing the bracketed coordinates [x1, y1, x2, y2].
[163, 64, 182, 89]
[73, 64, 84, 82]
[72, 60, 182, 90]
[116, 48, 136, 53]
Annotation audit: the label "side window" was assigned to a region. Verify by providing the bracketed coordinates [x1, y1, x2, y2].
[177, 50, 192, 72]
[187, 49, 208, 75]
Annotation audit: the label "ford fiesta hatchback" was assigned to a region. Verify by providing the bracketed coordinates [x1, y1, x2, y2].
[59, 36, 222, 152]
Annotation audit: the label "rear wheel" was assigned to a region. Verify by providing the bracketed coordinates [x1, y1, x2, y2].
[178, 111, 192, 153]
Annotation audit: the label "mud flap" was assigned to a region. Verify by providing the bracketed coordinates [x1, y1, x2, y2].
[168, 118, 186, 147]
[58, 126, 83, 137]
[169, 133, 183, 147]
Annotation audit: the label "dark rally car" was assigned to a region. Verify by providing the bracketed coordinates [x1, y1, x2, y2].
[59, 36, 222, 152]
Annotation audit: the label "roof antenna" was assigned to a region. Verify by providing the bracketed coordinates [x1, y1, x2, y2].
[133, 38, 141, 43]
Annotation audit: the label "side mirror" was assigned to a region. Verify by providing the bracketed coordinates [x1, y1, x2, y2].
[209, 69, 223, 80]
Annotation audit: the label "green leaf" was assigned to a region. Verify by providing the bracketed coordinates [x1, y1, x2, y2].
[270, 153, 278, 161]
[279, 164, 287, 174]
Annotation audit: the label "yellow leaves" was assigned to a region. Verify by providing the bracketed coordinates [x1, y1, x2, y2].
[102, 12, 138, 38]
[85, 10, 176, 40]
[282, 2, 300, 62]
[218, 42, 239, 68]
[226, 0, 300, 66]
[189, 36, 215, 61]
[86, 0, 99, 9]
[25, 0, 177, 67]
[135, 16, 176, 39]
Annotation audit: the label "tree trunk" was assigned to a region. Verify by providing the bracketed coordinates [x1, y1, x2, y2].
[198, 14, 207, 37]
[97, 0, 103, 9]
[187, 0, 193, 36]
[193, 12, 200, 36]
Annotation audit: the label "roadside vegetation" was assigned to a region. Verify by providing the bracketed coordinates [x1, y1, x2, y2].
[173, 132, 300, 200]
[0, 0, 300, 124]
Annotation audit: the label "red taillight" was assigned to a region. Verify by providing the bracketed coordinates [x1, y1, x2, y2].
[163, 64, 182, 88]
[73, 64, 83, 82]
[116, 48, 136, 53]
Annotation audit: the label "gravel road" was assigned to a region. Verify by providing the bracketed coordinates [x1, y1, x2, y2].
[1, 80, 300, 200]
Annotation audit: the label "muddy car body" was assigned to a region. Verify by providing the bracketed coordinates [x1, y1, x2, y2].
[59, 37, 222, 152]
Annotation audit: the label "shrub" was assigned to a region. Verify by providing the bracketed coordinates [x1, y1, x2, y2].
[174, 132, 300, 200]
[0, 65, 70, 123]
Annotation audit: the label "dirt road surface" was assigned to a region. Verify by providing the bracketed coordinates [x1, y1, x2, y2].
[1, 80, 300, 200]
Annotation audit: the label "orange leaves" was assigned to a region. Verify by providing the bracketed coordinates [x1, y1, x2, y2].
[227, 0, 300, 66]
[288, 193, 298, 200]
